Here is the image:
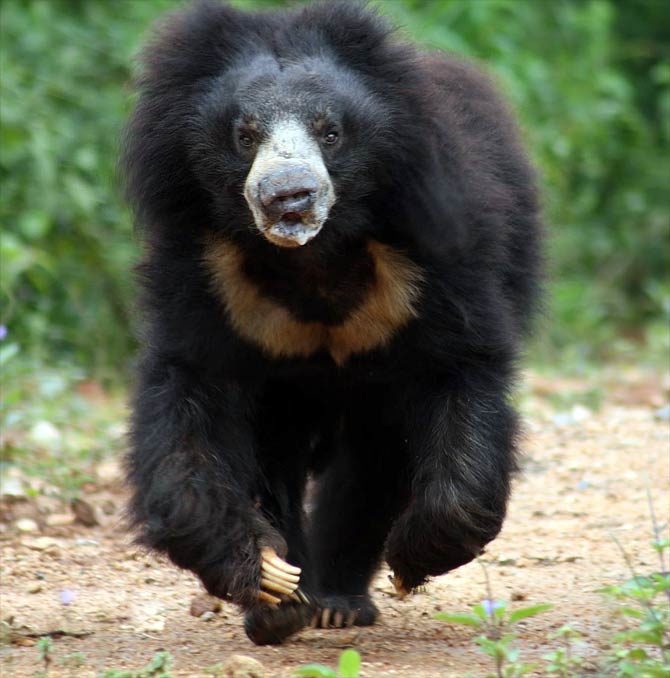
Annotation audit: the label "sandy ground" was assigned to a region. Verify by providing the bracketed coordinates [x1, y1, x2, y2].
[1, 370, 668, 677]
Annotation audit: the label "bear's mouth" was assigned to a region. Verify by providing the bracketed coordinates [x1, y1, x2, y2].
[265, 212, 322, 247]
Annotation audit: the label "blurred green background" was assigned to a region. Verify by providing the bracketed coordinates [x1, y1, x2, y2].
[1, 0, 669, 386]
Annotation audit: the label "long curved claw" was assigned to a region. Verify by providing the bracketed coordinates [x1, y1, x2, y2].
[261, 560, 300, 584]
[389, 573, 411, 599]
[261, 577, 297, 597]
[258, 548, 303, 607]
[287, 588, 311, 604]
[295, 588, 311, 605]
[261, 548, 301, 575]
[258, 590, 281, 607]
[262, 569, 300, 588]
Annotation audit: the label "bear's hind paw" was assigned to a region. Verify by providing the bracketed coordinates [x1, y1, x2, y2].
[311, 594, 379, 629]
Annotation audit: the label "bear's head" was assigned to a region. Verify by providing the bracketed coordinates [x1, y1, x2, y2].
[190, 51, 386, 248]
[123, 1, 460, 253]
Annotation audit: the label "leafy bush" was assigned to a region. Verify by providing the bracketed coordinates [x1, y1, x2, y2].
[0, 0, 172, 377]
[1, 0, 668, 376]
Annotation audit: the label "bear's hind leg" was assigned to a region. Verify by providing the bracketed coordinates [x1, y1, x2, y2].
[309, 399, 407, 629]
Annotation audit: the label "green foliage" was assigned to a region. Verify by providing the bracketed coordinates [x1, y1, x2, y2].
[543, 625, 585, 677]
[36, 635, 53, 674]
[437, 515, 670, 677]
[598, 538, 670, 677]
[1, 0, 668, 375]
[0, 0, 162, 376]
[435, 598, 552, 677]
[295, 648, 362, 678]
[101, 651, 174, 678]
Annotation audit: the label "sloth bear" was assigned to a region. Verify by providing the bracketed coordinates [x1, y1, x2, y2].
[123, 0, 542, 645]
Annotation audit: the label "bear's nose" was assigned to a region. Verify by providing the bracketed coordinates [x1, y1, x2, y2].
[258, 166, 318, 219]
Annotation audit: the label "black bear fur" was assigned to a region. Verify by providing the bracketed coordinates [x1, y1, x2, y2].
[122, 0, 543, 644]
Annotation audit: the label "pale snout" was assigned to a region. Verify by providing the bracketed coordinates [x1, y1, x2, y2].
[243, 120, 336, 248]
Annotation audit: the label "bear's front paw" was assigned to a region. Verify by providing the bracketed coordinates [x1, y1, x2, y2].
[198, 528, 294, 608]
[244, 596, 315, 645]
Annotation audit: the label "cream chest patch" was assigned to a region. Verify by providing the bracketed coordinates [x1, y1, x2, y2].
[203, 238, 423, 365]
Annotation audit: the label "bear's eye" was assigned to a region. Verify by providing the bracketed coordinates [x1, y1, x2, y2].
[238, 133, 255, 148]
[323, 131, 339, 145]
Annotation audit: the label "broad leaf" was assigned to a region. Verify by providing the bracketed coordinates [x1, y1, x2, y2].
[338, 649, 361, 678]
[434, 612, 482, 627]
[509, 604, 552, 624]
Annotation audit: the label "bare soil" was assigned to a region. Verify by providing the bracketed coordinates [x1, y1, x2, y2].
[1, 369, 668, 677]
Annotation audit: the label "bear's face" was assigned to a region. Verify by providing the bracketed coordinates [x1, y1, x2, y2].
[190, 54, 389, 248]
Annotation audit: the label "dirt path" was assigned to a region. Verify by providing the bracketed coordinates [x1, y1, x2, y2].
[1, 371, 668, 677]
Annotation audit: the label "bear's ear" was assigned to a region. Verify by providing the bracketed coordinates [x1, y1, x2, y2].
[135, 0, 270, 94]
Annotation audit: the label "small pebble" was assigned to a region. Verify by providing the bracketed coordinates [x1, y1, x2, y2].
[142, 617, 165, 633]
[219, 655, 265, 678]
[96, 460, 122, 484]
[23, 537, 59, 551]
[101, 499, 117, 515]
[12, 637, 36, 647]
[45, 513, 74, 527]
[552, 404, 592, 427]
[71, 498, 99, 526]
[27, 583, 42, 594]
[15, 518, 38, 533]
[190, 593, 222, 618]
[1, 476, 26, 499]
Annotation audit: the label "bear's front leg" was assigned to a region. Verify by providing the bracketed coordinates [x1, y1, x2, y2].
[385, 378, 518, 593]
[127, 356, 312, 634]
